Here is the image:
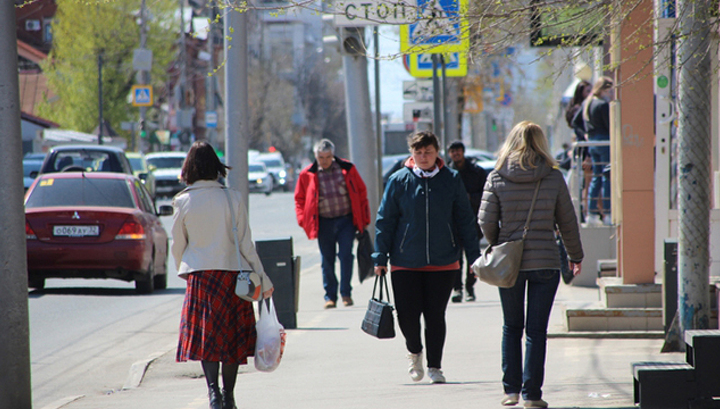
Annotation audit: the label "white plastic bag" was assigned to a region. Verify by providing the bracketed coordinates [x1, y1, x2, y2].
[254, 297, 286, 372]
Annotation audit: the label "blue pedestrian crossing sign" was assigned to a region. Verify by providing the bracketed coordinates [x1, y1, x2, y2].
[131, 85, 153, 107]
[408, 52, 467, 77]
[400, 0, 469, 54]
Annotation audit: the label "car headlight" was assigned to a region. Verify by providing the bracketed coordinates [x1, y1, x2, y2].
[279, 170, 286, 178]
[256, 178, 263, 184]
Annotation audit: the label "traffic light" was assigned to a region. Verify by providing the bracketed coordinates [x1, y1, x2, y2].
[139, 120, 147, 138]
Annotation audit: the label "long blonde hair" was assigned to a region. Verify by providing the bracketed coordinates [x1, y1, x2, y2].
[495, 121, 557, 171]
[582, 76, 613, 121]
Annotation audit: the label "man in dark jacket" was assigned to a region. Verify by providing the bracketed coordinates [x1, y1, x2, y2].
[294, 139, 370, 309]
[447, 141, 487, 302]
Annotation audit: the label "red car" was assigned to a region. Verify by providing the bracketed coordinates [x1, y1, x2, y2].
[25, 172, 173, 293]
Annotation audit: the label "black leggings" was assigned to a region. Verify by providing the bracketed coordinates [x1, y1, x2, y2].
[391, 270, 457, 369]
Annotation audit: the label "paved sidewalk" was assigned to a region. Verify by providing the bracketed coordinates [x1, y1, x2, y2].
[51, 262, 681, 409]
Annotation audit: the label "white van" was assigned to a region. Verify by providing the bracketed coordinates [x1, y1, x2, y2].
[256, 152, 289, 191]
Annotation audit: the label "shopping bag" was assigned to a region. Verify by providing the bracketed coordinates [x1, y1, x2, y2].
[254, 297, 286, 372]
[361, 274, 395, 339]
[356, 229, 374, 283]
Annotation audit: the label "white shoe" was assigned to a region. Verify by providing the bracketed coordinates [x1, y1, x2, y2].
[407, 353, 424, 382]
[603, 214, 612, 225]
[584, 214, 601, 227]
[501, 393, 520, 406]
[427, 367, 446, 383]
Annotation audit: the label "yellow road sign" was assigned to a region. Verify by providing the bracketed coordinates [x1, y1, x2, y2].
[131, 85, 153, 107]
[400, 0, 469, 54]
[407, 52, 467, 78]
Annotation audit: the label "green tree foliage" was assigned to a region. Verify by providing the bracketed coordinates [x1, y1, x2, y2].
[37, 0, 178, 135]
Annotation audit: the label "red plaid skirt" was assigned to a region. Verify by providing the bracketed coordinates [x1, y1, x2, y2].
[177, 270, 256, 364]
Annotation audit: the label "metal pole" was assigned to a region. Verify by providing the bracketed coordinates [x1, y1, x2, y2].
[342, 27, 379, 236]
[0, 5, 32, 408]
[677, 0, 712, 332]
[431, 54, 442, 141]
[205, 2, 216, 145]
[374, 27, 383, 200]
[137, 0, 148, 152]
[98, 51, 103, 145]
[441, 55, 449, 154]
[224, 8, 249, 201]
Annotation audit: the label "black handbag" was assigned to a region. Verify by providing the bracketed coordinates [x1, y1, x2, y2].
[356, 229, 374, 283]
[361, 274, 395, 339]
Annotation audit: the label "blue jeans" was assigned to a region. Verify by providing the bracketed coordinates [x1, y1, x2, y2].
[317, 214, 355, 301]
[499, 269, 560, 401]
[588, 143, 611, 215]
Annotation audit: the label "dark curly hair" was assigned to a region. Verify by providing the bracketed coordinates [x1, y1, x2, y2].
[181, 141, 229, 185]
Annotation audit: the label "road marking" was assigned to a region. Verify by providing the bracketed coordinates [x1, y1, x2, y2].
[38, 395, 84, 409]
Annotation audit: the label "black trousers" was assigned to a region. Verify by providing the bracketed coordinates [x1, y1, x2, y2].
[391, 269, 456, 369]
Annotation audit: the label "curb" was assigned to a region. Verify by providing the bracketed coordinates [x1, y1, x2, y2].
[38, 395, 84, 409]
[122, 345, 176, 390]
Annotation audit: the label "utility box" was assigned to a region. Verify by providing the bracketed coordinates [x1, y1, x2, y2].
[255, 237, 300, 329]
[663, 239, 678, 333]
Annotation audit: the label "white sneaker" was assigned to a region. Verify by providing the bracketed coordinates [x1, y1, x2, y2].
[603, 214, 613, 225]
[584, 214, 601, 227]
[407, 353, 424, 382]
[427, 367, 446, 384]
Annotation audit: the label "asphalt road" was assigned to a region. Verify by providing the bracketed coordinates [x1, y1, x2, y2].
[28, 191, 309, 409]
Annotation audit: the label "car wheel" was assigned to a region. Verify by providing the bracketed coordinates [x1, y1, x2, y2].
[135, 256, 155, 294]
[28, 277, 45, 290]
[265, 190, 272, 196]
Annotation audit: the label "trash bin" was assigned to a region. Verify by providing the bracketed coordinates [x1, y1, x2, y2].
[255, 237, 300, 329]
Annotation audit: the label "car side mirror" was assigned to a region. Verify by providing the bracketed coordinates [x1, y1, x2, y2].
[139, 172, 148, 181]
[29, 171, 38, 179]
[157, 205, 173, 216]
[147, 164, 157, 172]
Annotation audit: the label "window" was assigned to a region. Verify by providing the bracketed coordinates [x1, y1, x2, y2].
[44, 19, 53, 43]
[26, 178, 135, 208]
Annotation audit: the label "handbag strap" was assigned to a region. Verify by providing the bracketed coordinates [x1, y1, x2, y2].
[372, 273, 391, 303]
[522, 180, 542, 240]
[223, 188, 262, 294]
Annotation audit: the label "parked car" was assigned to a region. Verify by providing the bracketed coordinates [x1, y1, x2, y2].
[24, 172, 173, 293]
[248, 162, 273, 195]
[126, 152, 157, 199]
[145, 152, 187, 198]
[37, 145, 134, 176]
[256, 152, 292, 191]
[23, 156, 45, 192]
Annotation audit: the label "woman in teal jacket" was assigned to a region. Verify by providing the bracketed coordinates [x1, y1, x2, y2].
[373, 131, 480, 384]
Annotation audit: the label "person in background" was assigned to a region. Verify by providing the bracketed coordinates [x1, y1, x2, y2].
[582, 77, 614, 225]
[446, 140, 487, 302]
[478, 121, 583, 408]
[374, 131, 480, 384]
[172, 141, 274, 409]
[568, 80, 593, 221]
[294, 139, 370, 309]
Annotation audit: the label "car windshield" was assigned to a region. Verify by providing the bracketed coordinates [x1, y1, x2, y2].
[25, 177, 135, 209]
[128, 157, 145, 172]
[260, 159, 282, 168]
[146, 157, 185, 169]
[249, 165, 265, 173]
[23, 160, 43, 177]
[48, 150, 118, 173]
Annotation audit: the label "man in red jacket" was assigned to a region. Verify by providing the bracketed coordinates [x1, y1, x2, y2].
[295, 139, 370, 309]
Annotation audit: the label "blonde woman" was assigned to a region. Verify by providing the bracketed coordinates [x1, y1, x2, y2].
[478, 121, 584, 408]
[582, 77, 614, 225]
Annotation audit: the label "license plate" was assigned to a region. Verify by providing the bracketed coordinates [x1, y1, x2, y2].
[53, 225, 100, 237]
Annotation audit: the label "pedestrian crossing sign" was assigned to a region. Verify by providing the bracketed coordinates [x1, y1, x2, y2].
[131, 85, 153, 107]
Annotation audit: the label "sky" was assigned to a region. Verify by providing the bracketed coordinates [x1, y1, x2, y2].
[368, 26, 414, 123]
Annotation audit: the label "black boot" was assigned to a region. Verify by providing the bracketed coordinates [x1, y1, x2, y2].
[201, 361, 222, 409]
[208, 384, 222, 409]
[222, 389, 237, 409]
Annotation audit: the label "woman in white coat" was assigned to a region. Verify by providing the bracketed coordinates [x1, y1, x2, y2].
[172, 141, 274, 409]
